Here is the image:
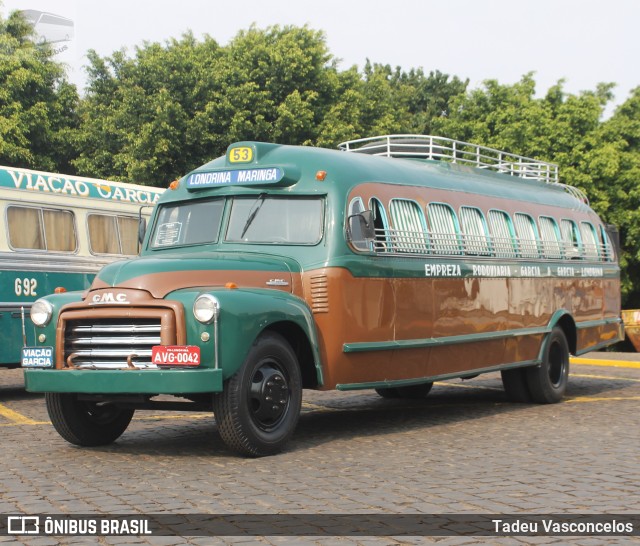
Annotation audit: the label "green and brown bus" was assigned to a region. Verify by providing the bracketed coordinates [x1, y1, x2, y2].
[23, 135, 622, 456]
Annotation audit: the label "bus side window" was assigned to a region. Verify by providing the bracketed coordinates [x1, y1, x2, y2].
[459, 206, 490, 256]
[118, 216, 139, 255]
[513, 213, 541, 259]
[427, 202, 462, 255]
[389, 199, 429, 254]
[488, 210, 517, 258]
[88, 214, 120, 254]
[7, 206, 76, 252]
[539, 216, 563, 259]
[600, 225, 615, 261]
[560, 219, 583, 259]
[347, 197, 370, 251]
[369, 198, 391, 253]
[7, 206, 44, 250]
[580, 222, 599, 259]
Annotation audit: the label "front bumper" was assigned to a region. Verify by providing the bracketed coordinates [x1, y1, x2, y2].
[24, 368, 223, 394]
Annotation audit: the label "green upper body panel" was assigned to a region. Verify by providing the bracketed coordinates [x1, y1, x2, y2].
[139, 141, 598, 275]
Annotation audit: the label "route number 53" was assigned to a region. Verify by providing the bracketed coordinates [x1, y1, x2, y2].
[229, 147, 253, 163]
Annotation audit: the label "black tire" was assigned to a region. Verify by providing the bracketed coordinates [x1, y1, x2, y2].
[525, 327, 570, 404]
[375, 387, 400, 399]
[213, 332, 302, 457]
[45, 393, 134, 447]
[501, 368, 532, 403]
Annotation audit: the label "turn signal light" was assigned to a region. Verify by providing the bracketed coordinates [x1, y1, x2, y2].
[54, 287, 66, 294]
[315, 170, 327, 181]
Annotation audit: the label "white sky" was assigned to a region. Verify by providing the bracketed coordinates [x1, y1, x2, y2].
[4, 0, 639, 115]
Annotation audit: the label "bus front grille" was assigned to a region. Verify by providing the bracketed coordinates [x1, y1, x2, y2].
[64, 319, 162, 369]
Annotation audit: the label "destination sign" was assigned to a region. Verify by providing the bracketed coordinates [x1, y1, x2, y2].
[186, 167, 284, 188]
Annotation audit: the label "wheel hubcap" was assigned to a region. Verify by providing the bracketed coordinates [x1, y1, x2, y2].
[83, 401, 121, 424]
[248, 362, 290, 431]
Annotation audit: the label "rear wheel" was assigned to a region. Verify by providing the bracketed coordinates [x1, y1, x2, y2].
[213, 332, 302, 457]
[525, 327, 570, 404]
[45, 393, 134, 446]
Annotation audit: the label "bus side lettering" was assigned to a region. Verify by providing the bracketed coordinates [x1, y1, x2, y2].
[15, 278, 37, 297]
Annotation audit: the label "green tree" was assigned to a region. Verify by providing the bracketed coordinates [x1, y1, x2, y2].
[315, 62, 467, 147]
[73, 33, 223, 184]
[74, 26, 339, 184]
[74, 25, 468, 183]
[0, 9, 79, 172]
[591, 88, 640, 305]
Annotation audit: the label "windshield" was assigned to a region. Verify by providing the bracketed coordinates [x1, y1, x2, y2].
[227, 197, 323, 244]
[151, 199, 224, 248]
[149, 196, 323, 249]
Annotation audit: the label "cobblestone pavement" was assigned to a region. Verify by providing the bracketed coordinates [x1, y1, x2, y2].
[0, 357, 639, 545]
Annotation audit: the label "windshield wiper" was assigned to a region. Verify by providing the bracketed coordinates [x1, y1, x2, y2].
[240, 193, 267, 239]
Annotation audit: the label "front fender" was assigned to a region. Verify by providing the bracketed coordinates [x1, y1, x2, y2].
[171, 288, 322, 382]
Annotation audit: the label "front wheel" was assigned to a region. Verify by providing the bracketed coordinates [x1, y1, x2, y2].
[45, 393, 134, 446]
[525, 327, 570, 404]
[213, 332, 302, 457]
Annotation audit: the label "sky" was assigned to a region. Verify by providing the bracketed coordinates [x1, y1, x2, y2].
[4, 0, 639, 116]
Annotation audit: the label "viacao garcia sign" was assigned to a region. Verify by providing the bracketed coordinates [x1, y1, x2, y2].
[0, 167, 163, 204]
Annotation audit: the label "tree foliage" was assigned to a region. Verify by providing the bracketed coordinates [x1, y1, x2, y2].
[0, 10, 78, 172]
[73, 26, 468, 184]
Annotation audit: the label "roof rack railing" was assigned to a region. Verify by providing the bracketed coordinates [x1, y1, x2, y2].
[338, 135, 588, 204]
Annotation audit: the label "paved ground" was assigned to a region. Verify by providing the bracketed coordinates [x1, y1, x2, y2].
[0, 355, 639, 545]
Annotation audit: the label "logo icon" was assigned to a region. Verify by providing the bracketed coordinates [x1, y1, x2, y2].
[7, 516, 40, 534]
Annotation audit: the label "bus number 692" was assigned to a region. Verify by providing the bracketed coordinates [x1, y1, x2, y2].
[15, 278, 37, 297]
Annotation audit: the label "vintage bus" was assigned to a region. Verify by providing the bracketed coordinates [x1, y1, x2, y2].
[0, 166, 163, 366]
[22, 136, 622, 456]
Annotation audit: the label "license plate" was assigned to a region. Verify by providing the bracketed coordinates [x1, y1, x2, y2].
[152, 345, 200, 367]
[21, 347, 54, 368]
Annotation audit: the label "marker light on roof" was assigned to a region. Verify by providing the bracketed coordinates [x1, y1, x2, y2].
[169, 180, 180, 190]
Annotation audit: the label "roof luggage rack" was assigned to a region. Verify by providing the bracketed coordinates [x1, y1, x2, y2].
[338, 135, 589, 204]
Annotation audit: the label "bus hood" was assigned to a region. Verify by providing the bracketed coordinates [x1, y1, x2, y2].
[88, 252, 300, 298]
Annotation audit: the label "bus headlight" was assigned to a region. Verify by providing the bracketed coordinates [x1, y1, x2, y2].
[31, 299, 53, 327]
[193, 294, 220, 324]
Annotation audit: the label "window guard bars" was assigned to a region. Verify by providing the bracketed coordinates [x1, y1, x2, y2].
[370, 228, 611, 262]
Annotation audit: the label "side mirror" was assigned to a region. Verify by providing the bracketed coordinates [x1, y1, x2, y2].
[138, 203, 153, 253]
[347, 210, 375, 249]
[138, 217, 147, 245]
